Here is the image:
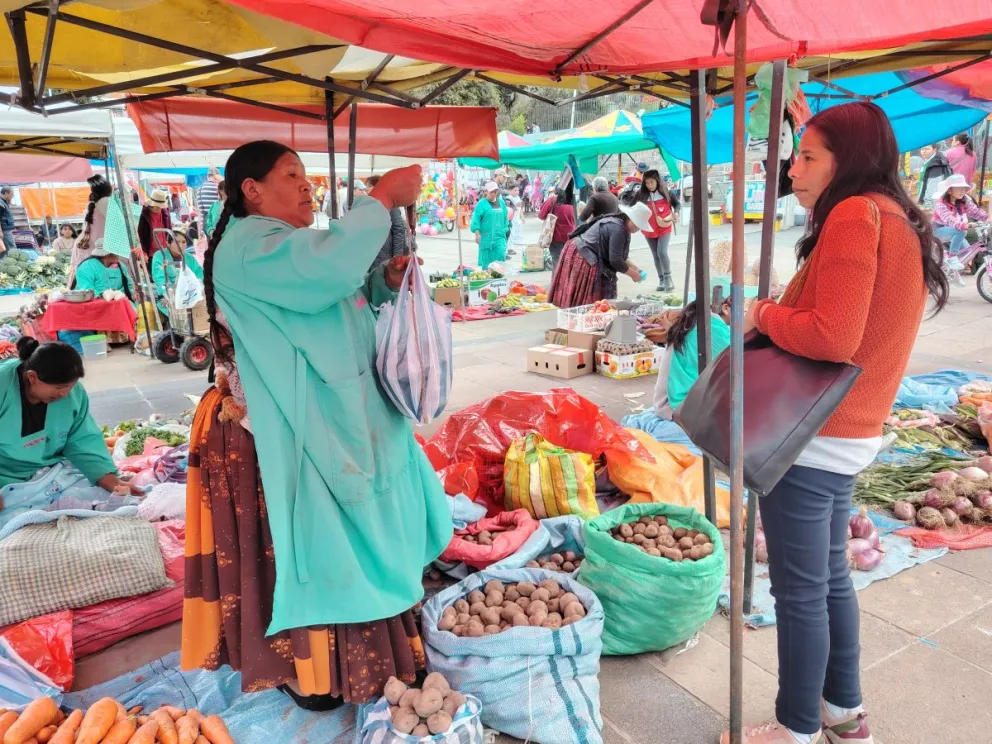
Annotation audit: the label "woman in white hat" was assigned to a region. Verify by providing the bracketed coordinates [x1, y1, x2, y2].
[469, 181, 509, 269]
[72, 239, 135, 301]
[547, 200, 648, 308]
[932, 173, 987, 259]
[137, 188, 173, 264]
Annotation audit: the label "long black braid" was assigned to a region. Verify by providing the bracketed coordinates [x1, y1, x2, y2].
[84, 175, 112, 227]
[202, 140, 296, 367]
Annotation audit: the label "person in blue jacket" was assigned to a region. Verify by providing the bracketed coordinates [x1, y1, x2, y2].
[0, 337, 141, 520]
[72, 242, 135, 301]
[180, 140, 451, 705]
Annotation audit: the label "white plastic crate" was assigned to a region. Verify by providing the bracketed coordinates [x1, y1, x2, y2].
[557, 303, 617, 332]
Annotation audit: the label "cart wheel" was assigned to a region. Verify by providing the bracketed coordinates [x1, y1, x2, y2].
[153, 331, 182, 364]
[180, 336, 214, 371]
[443, 220, 455, 233]
[977, 265, 992, 304]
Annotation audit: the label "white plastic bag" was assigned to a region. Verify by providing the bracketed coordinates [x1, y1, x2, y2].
[174, 266, 205, 310]
[375, 258, 453, 425]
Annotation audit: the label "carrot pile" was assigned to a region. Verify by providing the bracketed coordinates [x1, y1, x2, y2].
[0, 698, 234, 744]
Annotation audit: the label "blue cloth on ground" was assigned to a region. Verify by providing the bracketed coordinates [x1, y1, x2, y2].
[490, 515, 585, 572]
[893, 369, 990, 411]
[63, 652, 356, 744]
[620, 411, 701, 455]
[0, 462, 129, 530]
[0, 504, 138, 542]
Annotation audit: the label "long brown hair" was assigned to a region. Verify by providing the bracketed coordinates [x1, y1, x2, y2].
[202, 140, 296, 364]
[796, 102, 948, 312]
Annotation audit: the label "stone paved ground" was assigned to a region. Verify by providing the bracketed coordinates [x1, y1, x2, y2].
[60, 219, 991, 743]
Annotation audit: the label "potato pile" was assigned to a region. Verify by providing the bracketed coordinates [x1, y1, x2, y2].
[437, 578, 586, 636]
[459, 530, 494, 545]
[610, 515, 715, 562]
[384, 673, 466, 738]
[523, 550, 584, 573]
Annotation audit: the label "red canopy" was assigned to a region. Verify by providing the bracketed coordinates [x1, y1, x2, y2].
[224, 0, 992, 77]
[126, 99, 499, 159]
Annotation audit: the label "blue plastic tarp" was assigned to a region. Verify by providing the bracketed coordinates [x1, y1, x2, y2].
[642, 72, 990, 165]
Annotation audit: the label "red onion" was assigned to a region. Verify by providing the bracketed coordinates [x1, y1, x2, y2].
[952, 496, 974, 516]
[930, 471, 959, 488]
[974, 491, 992, 510]
[957, 467, 990, 482]
[849, 507, 874, 539]
[850, 547, 884, 572]
[941, 507, 959, 527]
[866, 530, 882, 550]
[924, 489, 947, 510]
[755, 542, 768, 563]
[974, 455, 992, 474]
[847, 537, 873, 556]
[892, 500, 916, 521]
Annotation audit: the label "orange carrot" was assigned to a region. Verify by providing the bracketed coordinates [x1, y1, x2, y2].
[126, 721, 158, 744]
[174, 713, 200, 744]
[148, 711, 177, 744]
[33, 727, 56, 744]
[127, 707, 143, 717]
[194, 738, 208, 744]
[47, 709, 82, 744]
[75, 698, 118, 744]
[196, 716, 233, 744]
[159, 707, 185, 723]
[99, 717, 135, 744]
[135, 715, 148, 726]
[0, 713, 20, 742]
[3, 697, 58, 744]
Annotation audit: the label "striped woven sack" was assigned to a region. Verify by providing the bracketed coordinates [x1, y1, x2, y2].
[504, 434, 599, 519]
[375, 258, 453, 425]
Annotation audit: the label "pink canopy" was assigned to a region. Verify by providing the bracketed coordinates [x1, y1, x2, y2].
[225, 0, 992, 77]
[0, 154, 94, 186]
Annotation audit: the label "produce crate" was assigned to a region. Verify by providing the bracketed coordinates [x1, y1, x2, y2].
[557, 303, 617, 332]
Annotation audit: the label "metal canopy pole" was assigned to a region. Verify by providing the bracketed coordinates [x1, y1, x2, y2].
[682, 213, 694, 307]
[689, 69, 716, 525]
[728, 4, 750, 741]
[453, 163, 468, 322]
[744, 59, 787, 616]
[347, 104, 358, 209]
[978, 118, 991, 207]
[325, 84, 339, 220]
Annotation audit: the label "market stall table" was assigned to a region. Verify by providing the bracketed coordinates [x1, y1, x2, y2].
[42, 298, 138, 342]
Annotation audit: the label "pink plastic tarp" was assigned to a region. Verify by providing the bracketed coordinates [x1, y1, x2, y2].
[0, 154, 93, 186]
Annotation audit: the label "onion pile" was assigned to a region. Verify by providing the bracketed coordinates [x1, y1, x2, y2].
[886, 463, 992, 528]
[848, 508, 884, 572]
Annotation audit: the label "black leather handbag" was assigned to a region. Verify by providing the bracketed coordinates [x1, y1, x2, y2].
[674, 331, 862, 495]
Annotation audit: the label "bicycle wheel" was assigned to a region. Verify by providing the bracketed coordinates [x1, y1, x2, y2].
[977, 265, 992, 304]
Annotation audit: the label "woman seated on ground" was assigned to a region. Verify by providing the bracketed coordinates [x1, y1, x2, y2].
[931, 174, 987, 261]
[72, 241, 135, 301]
[0, 337, 140, 520]
[653, 300, 731, 420]
[152, 232, 203, 316]
[182, 140, 450, 705]
[548, 201, 651, 308]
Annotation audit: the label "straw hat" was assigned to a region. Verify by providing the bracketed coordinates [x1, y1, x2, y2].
[618, 201, 653, 232]
[148, 189, 170, 207]
[934, 174, 973, 201]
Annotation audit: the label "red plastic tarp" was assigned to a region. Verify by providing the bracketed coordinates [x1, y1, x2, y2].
[0, 154, 93, 186]
[225, 0, 992, 77]
[126, 98, 499, 160]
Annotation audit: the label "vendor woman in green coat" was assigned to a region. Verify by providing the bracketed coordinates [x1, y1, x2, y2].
[152, 232, 203, 316]
[181, 140, 451, 706]
[72, 240, 134, 300]
[470, 180, 508, 269]
[0, 337, 140, 506]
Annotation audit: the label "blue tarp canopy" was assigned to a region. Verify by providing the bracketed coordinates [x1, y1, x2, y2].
[642, 72, 989, 165]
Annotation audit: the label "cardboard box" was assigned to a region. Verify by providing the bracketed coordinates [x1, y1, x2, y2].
[521, 244, 546, 272]
[468, 277, 509, 306]
[596, 347, 664, 380]
[527, 344, 593, 379]
[567, 330, 605, 352]
[544, 328, 570, 345]
[433, 286, 465, 309]
[189, 302, 209, 334]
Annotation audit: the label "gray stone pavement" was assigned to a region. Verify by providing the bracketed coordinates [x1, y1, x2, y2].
[60, 220, 992, 743]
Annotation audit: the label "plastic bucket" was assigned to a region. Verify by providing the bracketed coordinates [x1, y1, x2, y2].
[79, 334, 108, 359]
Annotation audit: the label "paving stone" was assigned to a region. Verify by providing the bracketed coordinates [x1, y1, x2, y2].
[927, 601, 992, 673]
[861, 641, 992, 744]
[935, 547, 992, 585]
[598, 656, 726, 744]
[645, 632, 778, 725]
[856, 563, 992, 637]
[73, 622, 181, 691]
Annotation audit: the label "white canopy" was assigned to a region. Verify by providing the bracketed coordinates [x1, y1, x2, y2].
[0, 105, 143, 159]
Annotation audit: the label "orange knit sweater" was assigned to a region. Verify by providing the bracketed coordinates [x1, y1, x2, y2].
[754, 195, 927, 439]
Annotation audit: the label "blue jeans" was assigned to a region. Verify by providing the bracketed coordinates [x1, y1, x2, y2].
[934, 225, 968, 256]
[759, 465, 862, 734]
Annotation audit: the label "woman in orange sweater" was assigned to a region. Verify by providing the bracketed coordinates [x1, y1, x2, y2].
[724, 103, 948, 744]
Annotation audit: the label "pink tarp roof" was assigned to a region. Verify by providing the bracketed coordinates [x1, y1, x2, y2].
[0, 154, 94, 186]
[225, 0, 992, 77]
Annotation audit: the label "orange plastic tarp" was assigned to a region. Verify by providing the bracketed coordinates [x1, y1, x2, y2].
[18, 187, 91, 220]
[126, 98, 499, 160]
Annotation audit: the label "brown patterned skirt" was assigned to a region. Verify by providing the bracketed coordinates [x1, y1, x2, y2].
[181, 386, 425, 700]
[548, 240, 603, 308]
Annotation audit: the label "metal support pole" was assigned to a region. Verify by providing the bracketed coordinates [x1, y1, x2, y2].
[689, 69, 716, 525]
[728, 5, 750, 742]
[453, 164, 468, 323]
[34, 0, 60, 98]
[682, 212, 694, 307]
[324, 84, 338, 220]
[5, 10, 36, 109]
[978, 118, 991, 207]
[108, 119, 156, 354]
[744, 59, 786, 615]
[347, 104, 358, 209]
